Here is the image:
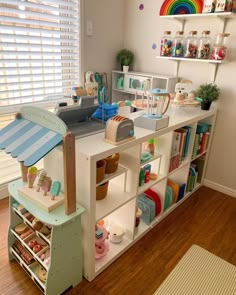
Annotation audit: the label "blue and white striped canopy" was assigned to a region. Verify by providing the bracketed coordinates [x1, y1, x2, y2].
[0, 106, 67, 167]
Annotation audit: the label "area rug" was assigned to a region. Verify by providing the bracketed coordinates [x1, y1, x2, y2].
[154, 245, 236, 295]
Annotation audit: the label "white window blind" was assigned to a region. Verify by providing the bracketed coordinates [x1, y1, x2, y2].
[0, 0, 80, 110]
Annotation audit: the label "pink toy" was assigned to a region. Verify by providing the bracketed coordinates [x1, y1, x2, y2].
[36, 170, 47, 192]
[42, 176, 52, 196]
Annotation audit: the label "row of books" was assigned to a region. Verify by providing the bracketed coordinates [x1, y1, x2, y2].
[169, 126, 191, 172]
[186, 155, 206, 192]
[192, 123, 211, 159]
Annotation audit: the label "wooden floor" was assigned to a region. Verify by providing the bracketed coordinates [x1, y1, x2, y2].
[1, 186, 236, 295]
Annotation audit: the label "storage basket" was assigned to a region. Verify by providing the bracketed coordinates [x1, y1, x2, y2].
[96, 159, 106, 184]
[96, 182, 109, 200]
[104, 153, 120, 174]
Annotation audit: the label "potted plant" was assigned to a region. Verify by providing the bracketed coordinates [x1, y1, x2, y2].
[196, 83, 220, 110]
[116, 49, 134, 72]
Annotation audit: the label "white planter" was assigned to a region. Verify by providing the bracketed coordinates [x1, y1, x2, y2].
[123, 65, 129, 73]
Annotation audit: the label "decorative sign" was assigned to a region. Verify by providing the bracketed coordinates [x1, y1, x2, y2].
[159, 0, 203, 15]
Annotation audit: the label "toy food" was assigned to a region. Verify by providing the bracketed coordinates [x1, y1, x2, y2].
[50, 181, 61, 200]
[15, 223, 28, 235]
[36, 265, 47, 282]
[20, 228, 33, 239]
[28, 239, 37, 249]
[41, 176, 52, 196]
[13, 241, 34, 265]
[33, 244, 43, 254]
[36, 170, 47, 192]
[32, 218, 43, 231]
[27, 166, 38, 188]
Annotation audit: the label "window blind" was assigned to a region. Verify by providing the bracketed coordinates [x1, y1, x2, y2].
[0, 0, 80, 110]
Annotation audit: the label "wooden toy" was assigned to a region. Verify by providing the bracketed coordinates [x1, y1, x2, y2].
[41, 176, 52, 196]
[50, 181, 61, 200]
[104, 115, 135, 145]
[27, 166, 38, 188]
[0, 106, 78, 215]
[36, 170, 47, 192]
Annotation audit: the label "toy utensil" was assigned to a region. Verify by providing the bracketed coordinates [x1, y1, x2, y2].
[50, 181, 61, 200]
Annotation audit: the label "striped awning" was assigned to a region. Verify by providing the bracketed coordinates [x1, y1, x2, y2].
[0, 106, 67, 167]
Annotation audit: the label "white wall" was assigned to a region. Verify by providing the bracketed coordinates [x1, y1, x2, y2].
[122, 0, 236, 194]
[83, 0, 125, 89]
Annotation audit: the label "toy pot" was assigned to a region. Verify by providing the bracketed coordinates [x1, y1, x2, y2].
[104, 153, 120, 174]
[96, 181, 109, 200]
[96, 159, 106, 184]
[201, 101, 212, 110]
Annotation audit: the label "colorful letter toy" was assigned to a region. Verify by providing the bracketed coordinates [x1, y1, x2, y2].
[27, 166, 38, 188]
[50, 181, 61, 200]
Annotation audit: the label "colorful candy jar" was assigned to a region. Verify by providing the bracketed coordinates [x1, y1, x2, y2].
[184, 31, 198, 58]
[211, 33, 230, 61]
[172, 31, 185, 57]
[197, 31, 212, 59]
[160, 31, 172, 57]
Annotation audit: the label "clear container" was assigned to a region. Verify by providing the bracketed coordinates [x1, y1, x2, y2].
[212, 33, 230, 60]
[197, 31, 212, 59]
[184, 31, 198, 58]
[172, 31, 185, 57]
[160, 31, 172, 57]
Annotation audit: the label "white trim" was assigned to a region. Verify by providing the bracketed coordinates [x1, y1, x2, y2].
[0, 183, 9, 200]
[203, 179, 236, 198]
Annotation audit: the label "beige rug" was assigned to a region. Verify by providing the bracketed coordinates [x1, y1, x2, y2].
[154, 245, 236, 295]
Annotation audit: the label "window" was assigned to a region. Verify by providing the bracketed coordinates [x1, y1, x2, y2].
[0, 0, 80, 111]
[0, 0, 80, 194]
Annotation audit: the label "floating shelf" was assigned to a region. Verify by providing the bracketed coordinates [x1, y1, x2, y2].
[159, 12, 236, 21]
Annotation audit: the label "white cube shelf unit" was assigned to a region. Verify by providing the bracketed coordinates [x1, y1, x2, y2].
[44, 105, 216, 282]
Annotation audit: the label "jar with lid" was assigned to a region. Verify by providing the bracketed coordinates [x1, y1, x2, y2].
[212, 33, 230, 60]
[172, 31, 185, 57]
[197, 31, 212, 59]
[184, 31, 198, 58]
[160, 31, 172, 57]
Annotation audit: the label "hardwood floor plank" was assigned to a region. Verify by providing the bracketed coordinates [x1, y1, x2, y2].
[1, 187, 236, 295]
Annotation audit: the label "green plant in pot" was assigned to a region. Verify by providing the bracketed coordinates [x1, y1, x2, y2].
[116, 48, 134, 72]
[196, 83, 220, 110]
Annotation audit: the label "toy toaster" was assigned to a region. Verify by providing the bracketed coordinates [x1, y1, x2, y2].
[105, 115, 135, 144]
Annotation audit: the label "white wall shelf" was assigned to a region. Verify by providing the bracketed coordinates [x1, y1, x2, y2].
[160, 12, 236, 31]
[111, 70, 178, 102]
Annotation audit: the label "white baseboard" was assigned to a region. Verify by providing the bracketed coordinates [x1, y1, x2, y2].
[203, 179, 236, 198]
[0, 183, 9, 200]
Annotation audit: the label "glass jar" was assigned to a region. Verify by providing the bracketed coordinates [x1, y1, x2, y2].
[160, 31, 172, 57]
[184, 31, 198, 58]
[212, 33, 230, 60]
[197, 31, 212, 59]
[172, 31, 185, 57]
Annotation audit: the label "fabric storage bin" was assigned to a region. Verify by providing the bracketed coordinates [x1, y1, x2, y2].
[137, 194, 155, 224]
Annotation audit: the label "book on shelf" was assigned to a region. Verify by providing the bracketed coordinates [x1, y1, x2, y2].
[187, 165, 198, 192]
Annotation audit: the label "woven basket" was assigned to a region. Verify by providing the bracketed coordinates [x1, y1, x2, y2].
[96, 159, 106, 184]
[96, 181, 109, 200]
[105, 153, 120, 174]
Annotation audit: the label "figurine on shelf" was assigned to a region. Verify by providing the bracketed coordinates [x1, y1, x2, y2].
[36, 170, 47, 192]
[95, 224, 109, 259]
[27, 166, 38, 188]
[41, 176, 52, 196]
[50, 181, 61, 200]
